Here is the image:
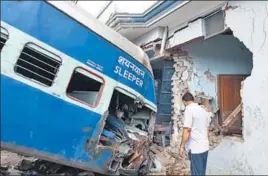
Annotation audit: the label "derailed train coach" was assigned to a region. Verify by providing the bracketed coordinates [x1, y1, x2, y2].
[0, 1, 157, 175]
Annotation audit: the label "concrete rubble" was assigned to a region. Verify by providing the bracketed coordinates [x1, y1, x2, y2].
[149, 144, 190, 176]
[0, 150, 100, 176]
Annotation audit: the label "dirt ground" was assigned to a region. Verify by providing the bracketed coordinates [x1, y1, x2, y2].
[0, 146, 190, 176]
[0, 150, 36, 175]
[0, 150, 91, 176]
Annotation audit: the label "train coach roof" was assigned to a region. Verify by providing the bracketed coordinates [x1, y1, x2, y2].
[47, 1, 153, 75]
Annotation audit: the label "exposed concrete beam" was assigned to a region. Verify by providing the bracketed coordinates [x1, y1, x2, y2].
[133, 27, 165, 46]
[167, 19, 204, 50]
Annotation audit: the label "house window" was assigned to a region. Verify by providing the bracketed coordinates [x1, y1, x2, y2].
[0, 28, 9, 52]
[66, 67, 104, 107]
[14, 43, 62, 86]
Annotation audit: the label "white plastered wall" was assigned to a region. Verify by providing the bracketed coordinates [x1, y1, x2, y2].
[207, 1, 268, 175]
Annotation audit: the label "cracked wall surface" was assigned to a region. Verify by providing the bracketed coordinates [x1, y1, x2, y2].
[182, 34, 252, 110]
[207, 1, 268, 175]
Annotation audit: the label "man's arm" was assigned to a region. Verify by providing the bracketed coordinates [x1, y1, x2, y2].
[180, 128, 191, 149]
[179, 108, 193, 156]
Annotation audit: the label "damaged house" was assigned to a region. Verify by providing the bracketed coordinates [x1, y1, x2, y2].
[86, 0, 268, 175]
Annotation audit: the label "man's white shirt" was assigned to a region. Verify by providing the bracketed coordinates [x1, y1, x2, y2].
[183, 103, 211, 154]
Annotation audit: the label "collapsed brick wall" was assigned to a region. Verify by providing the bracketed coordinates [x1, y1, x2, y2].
[170, 51, 193, 148]
[170, 50, 222, 148]
[167, 51, 193, 175]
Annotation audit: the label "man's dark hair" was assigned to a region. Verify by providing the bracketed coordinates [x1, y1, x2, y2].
[182, 92, 194, 102]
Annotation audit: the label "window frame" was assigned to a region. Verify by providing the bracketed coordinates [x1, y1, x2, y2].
[114, 87, 137, 100]
[0, 26, 9, 52]
[113, 86, 156, 112]
[13, 42, 62, 87]
[66, 66, 105, 108]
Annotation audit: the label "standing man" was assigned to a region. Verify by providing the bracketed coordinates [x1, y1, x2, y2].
[179, 92, 211, 175]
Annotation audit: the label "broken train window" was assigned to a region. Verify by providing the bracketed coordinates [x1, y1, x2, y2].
[107, 88, 151, 131]
[0, 27, 9, 52]
[99, 88, 154, 171]
[14, 43, 62, 86]
[66, 67, 103, 107]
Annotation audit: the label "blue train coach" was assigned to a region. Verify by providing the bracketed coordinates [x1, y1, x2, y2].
[1, 1, 157, 175]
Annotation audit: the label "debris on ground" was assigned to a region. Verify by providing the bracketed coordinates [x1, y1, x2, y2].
[149, 144, 190, 176]
[1, 145, 190, 176]
[0, 150, 94, 176]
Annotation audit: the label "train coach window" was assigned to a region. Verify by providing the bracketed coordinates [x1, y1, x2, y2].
[14, 43, 62, 86]
[0, 27, 9, 52]
[66, 67, 103, 107]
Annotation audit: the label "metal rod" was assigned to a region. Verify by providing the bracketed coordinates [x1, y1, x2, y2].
[15, 65, 54, 82]
[18, 58, 56, 76]
[25, 46, 62, 64]
[21, 52, 59, 70]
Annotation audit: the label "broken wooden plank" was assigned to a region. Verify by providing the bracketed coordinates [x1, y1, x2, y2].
[222, 103, 242, 129]
[210, 117, 224, 134]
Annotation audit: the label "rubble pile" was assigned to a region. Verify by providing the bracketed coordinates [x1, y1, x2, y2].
[149, 124, 222, 176]
[1, 150, 26, 175]
[149, 144, 190, 176]
[166, 156, 190, 175]
[0, 150, 94, 176]
[208, 130, 223, 150]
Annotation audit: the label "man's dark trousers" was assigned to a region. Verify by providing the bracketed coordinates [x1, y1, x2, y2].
[189, 150, 208, 175]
